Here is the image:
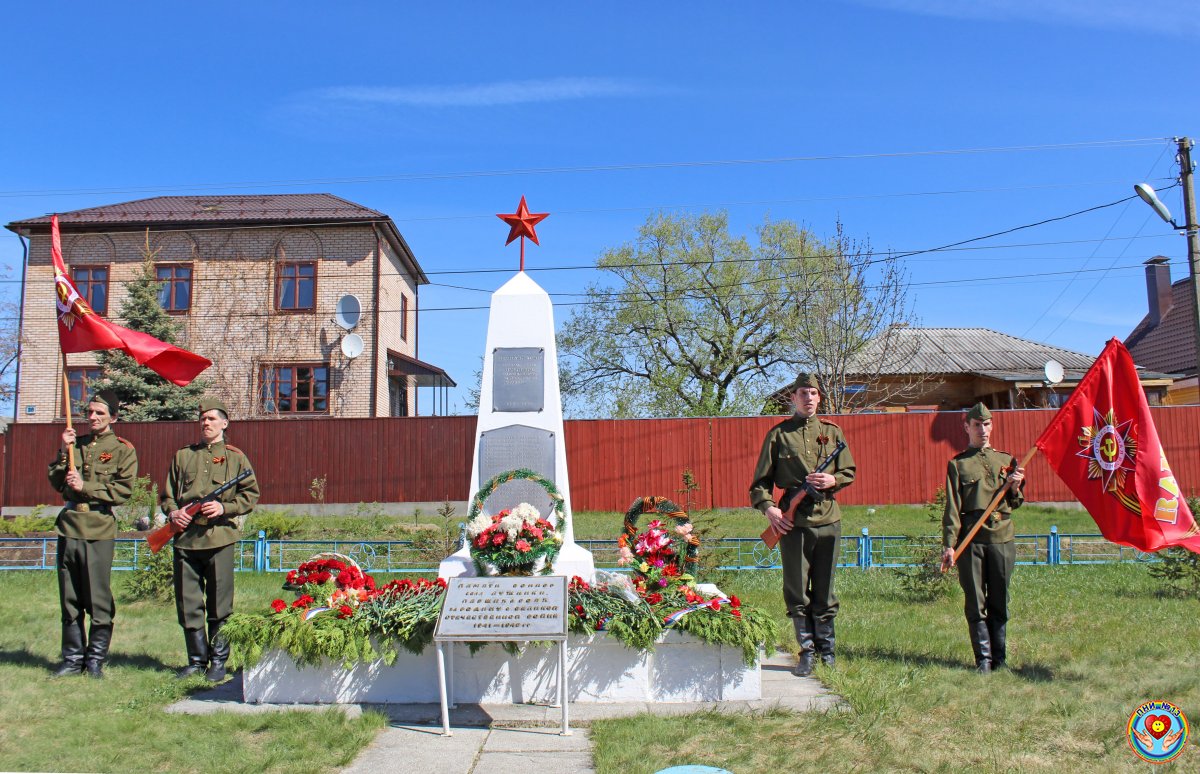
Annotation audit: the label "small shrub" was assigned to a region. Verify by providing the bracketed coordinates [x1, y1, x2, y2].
[3, 511, 56, 536]
[1148, 495, 1200, 598]
[124, 544, 175, 603]
[925, 486, 947, 523]
[245, 510, 304, 540]
[894, 536, 953, 601]
[114, 475, 157, 532]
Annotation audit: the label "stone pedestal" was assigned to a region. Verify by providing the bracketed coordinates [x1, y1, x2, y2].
[243, 631, 761, 705]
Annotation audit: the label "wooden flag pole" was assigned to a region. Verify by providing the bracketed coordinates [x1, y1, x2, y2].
[945, 445, 1039, 570]
[60, 353, 76, 469]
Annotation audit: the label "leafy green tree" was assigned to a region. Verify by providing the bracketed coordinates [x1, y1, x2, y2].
[94, 233, 207, 420]
[558, 211, 915, 417]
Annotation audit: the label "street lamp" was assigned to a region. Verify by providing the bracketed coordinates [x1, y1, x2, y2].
[1135, 136, 1200, 381]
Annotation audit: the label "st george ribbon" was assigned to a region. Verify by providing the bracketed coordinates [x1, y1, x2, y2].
[439, 198, 596, 581]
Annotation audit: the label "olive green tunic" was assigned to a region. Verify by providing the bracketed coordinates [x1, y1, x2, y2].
[942, 446, 1024, 549]
[750, 415, 856, 526]
[163, 440, 260, 550]
[47, 430, 138, 541]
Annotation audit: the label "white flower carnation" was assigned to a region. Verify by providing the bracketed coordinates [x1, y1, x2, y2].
[499, 513, 525, 539]
[466, 514, 493, 538]
[511, 502, 541, 524]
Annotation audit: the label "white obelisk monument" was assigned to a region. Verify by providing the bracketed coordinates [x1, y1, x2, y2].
[439, 198, 595, 581]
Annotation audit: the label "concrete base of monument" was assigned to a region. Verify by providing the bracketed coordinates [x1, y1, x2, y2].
[437, 542, 596, 583]
[242, 630, 760, 705]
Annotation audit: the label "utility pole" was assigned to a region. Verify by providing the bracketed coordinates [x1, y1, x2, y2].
[1178, 137, 1200, 379]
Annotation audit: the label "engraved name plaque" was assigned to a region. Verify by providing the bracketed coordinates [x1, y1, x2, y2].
[435, 576, 567, 641]
[493, 347, 544, 412]
[478, 425, 556, 517]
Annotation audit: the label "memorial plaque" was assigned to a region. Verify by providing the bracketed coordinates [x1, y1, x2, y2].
[493, 347, 544, 412]
[435, 576, 567, 641]
[478, 425, 556, 517]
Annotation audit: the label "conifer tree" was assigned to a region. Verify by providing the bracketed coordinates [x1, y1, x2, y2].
[94, 232, 207, 420]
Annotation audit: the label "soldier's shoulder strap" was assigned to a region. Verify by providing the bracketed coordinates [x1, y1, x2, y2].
[225, 444, 246, 455]
[116, 435, 135, 449]
[818, 418, 842, 429]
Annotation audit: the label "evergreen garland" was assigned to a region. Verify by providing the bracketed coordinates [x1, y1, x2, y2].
[468, 468, 566, 522]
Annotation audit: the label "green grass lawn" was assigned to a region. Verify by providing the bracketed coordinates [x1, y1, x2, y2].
[3, 559, 1193, 773]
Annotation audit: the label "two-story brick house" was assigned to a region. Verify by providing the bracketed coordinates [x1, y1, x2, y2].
[6, 194, 453, 421]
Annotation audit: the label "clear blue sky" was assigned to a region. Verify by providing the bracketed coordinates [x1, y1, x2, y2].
[2, 1, 1196, 415]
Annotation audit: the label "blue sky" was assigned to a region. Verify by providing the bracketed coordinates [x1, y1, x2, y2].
[2, 2, 1196, 415]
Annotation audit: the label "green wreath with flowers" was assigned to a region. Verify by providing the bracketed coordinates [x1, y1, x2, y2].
[620, 496, 700, 570]
[468, 468, 566, 523]
[466, 469, 566, 576]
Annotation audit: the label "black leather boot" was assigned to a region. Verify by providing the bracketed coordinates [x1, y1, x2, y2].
[814, 618, 836, 666]
[969, 620, 992, 674]
[176, 628, 209, 679]
[51, 619, 86, 677]
[84, 623, 112, 679]
[206, 622, 230, 683]
[792, 616, 815, 677]
[987, 619, 1007, 669]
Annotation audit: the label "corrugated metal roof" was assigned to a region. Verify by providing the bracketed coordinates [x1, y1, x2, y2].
[850, 327, 1098, 375]
[6, 193, 387, 227]
[1125, 278, 1197, 377]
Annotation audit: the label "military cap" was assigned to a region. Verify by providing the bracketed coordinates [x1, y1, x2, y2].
[198, 398, 229, 418]
[965, 403, 992, 421]
[89, 389, 121, 417]
[790, 372, 821, 391]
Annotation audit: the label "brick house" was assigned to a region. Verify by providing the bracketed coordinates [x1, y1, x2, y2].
[1124, 256, 1199, 405]
[6, 194, 454, 422]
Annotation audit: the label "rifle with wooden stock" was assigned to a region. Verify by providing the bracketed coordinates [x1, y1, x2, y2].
[146, 468, 253, 553]
[760, 440, 847, 550]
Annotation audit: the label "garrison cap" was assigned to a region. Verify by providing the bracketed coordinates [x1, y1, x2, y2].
[198, 398, 229, 418]
[89, 389, 121, 417]
[965, 403, 992, 421]
[790, 372, 821, 391]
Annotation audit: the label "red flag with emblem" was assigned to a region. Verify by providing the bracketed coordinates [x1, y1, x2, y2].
[51, 215, 211, 386]
[1034, 338, 1199, 554]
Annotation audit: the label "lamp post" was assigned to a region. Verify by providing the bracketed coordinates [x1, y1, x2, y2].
[1135, 136, 1200, 378]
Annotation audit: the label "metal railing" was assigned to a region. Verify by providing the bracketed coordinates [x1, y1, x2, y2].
[0, 527, 1162, 573]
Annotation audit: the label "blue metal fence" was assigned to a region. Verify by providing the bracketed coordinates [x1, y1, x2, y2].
[0, 528, 1162, 573]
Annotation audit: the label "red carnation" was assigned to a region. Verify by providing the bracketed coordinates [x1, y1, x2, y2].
[730, 595, 742, 608]
[293, 594, 315, 608]
[337, 604, 354, 619]
[574, 605, 585, 615]
[709, 599, 721, 611]
[732, 609, 742, 618]
[646, 593, 663, 605]
[492, 533, 505, 546]
[270, 599, 287, 613]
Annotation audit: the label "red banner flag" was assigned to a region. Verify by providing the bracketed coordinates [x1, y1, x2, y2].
[1035, 338, 1200, 554]
[51, 215, 211, 386]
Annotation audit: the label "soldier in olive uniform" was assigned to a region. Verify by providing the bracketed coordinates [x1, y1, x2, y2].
[750, 373, 856, 676]
[941, 403, 1026, 673]
[46, 390, 137, 678]
[164, 398, 259, 681]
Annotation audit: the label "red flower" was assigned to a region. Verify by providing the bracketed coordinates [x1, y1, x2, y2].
[594, 619, 605, 631]
[436, 578, 447, 589]
[646, 593, 663, 605]
[730, 595, 742, 608]
[293, 594, 315, 608]
[574, 605, 585, 615]
[337, 604, 354, 619]
[492, 533, 505, 546]
[732, 609, 742, 618]
[709, 599, 721, 611]
[515, 539, 532, 553]
[270, 599, 287, 613]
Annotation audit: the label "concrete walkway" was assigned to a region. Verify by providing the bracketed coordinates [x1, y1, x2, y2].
[167, 652, 841, 773]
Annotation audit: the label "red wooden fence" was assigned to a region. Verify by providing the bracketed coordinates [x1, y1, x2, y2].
[3, 408, 1198, 511]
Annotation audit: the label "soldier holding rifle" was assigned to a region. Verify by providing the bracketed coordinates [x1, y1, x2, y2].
[47, 389, 137, 679]
[941, 403, 1026, 674]
[750, 373, 856, 677]
[163, 398, 259, 681]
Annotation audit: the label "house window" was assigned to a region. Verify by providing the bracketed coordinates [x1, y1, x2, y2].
[72, 266, 109, 315]
[401, 294, 408, 342]
[260, 363, 329, 414]
[275, 262, 316, 311]
[65, 367, 103, 417]
[388, 376, 409, 417]
[155, 263, 192, 313]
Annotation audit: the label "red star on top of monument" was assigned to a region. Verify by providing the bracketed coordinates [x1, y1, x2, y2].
[496, 196, 549, 246]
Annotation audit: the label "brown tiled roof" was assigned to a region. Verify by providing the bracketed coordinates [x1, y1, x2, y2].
[1125, 278, 1197, 376]
[849, 327, 1098, 375]
[6, 193, 386, 228]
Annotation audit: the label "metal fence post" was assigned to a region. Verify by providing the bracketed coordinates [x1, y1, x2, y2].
[859, 527, 871, 569]
[255, 530, 267, 573]
[1049, 526, 1059, 566]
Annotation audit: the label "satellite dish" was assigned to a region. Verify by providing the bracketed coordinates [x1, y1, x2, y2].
[1044, 359, 1064, 385]
[341, 333, 364, 359]
[334, 294, 362, 330]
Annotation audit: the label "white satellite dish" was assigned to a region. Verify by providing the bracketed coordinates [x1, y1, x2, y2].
[341, 333, 364, 359]
[1044, 359, 1064, 385]
[334, 294, 362, 330]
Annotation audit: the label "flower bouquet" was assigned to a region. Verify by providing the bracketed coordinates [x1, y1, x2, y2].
[466, 502, 563, 576]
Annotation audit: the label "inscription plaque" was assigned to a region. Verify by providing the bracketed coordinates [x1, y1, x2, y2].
[435, 576, 567, 641]
[478, 425, 556, 517]
[493, 347, 544, 412]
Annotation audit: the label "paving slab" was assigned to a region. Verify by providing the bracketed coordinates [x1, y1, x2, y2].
[342, 725, 490, 774]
